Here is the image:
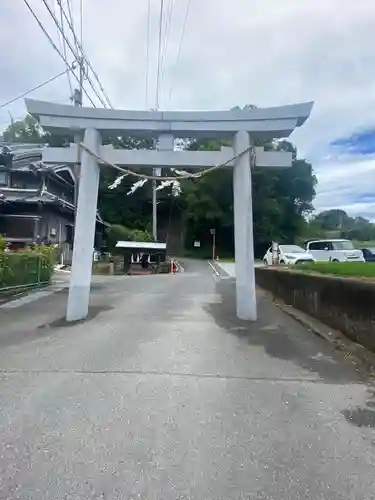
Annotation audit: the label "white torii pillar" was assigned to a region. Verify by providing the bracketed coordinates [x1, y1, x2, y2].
[233, 131, 257, 320]
[66, 128, 101, 322]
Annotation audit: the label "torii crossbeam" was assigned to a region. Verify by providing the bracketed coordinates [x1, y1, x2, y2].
[25, 99, 313, 322]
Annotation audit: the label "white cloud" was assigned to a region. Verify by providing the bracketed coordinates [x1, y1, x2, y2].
[314, 157, 375, 220]
[1, 0, 375, 218]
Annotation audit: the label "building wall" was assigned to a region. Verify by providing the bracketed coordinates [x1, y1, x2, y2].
[38, 211, 72, 244]
[38, 211, 74, 264]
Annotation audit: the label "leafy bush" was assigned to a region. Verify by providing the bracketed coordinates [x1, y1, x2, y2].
[92, 262, 112, 275]
[0, 245, 55, 289]
[0, 234, 5, 253]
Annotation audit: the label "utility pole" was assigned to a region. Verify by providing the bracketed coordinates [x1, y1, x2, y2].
[151, 0, 164, 242]
[152, 167, 161, 241]
[152, 175, 157, 241]
[210, 228, 216, 261]
[73, 56, 84, 215]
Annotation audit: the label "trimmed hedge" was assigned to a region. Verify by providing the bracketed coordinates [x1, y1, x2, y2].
[0, 238, 55, 290]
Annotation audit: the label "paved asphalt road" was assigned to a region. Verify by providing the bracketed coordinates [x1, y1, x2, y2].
[0, 260, 374, 499]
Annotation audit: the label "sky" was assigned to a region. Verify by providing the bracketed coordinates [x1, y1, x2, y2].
[1, 0, 375, 219]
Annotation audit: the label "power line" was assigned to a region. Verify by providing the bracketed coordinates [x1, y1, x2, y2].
[159, 0, 175, 97]
[145, 0, 151, 109]
[0, 67, 75, 110]
[56, 0, 113, 108]
[41, 0, 108, 108]
[21, 0, 96, 107]
[168, 0, 192, 107]
[58, 0, 73, 98]
[155, 0, 165, 111]
[79, 0, 83, 49]
[66, 0, 80, 55]
[51, 0, 72, 96]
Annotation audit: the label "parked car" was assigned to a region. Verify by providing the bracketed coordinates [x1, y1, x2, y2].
[305, 239, 365, 262]
[263, 245, 315, 266]
[361, 247, 375, 262]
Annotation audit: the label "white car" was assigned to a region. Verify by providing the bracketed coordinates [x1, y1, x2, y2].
[263, 245, 315, 266]
[305, 239, 365, 262]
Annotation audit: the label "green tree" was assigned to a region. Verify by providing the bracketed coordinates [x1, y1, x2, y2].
[0, 114, 72, 146]
[1, 115, 43, 143]
[313, 209, 375, 242]
[106, 224, 152, 251]
[178, 138, 316, 257]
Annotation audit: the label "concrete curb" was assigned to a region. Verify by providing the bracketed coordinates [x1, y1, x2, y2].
[208, 261, 220, 276]
[209, 263, 375, 376]
[209, 260, 234, 278]
[0, 283, 50, 306]
[262, 288, 375, 378]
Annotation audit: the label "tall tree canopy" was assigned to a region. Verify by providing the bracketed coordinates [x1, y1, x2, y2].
[308, 209, 375, 242]
[176, 138, 316, 256]
[0, 114, 73, 147]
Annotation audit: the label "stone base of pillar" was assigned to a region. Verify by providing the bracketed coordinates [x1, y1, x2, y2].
[66, 285, 91, 322]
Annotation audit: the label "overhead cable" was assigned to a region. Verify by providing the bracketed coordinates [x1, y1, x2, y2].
[58, 0, 73, 97]
[155, 0, 165, 110]
[168, 0, 192, 107]
[41, 0, 108, 107]
[57, 0, 114, 108]
[159, 0, 175, 96]
[21, 0, 96, 107]
[51, 0, 73, 96]
[145, 0, 151, 108]
[0, 67, 76, 110]
[65, 0, 80, 55]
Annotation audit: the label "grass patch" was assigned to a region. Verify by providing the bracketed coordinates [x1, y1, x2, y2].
[295, 261, 375, 277]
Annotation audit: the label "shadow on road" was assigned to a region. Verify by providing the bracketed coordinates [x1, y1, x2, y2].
[205, 277, 365, 385]
[342, 387, 375, 428]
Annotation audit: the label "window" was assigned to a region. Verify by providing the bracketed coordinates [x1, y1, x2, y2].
[332, 240, 354, 251]
[11, 172, 40, 189]
[0, 171, 7, 186]
[309, 241, 327, 250]
[65, 224, 74, 245]
[280, 245, 305, 253]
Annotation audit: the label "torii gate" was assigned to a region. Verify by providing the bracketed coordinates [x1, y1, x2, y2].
[25, 99, 313, 322]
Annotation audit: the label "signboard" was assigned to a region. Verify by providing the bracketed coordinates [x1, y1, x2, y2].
[194, 240, 201, 248]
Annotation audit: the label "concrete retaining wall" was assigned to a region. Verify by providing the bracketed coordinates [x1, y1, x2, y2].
[255, 268, 375, 351]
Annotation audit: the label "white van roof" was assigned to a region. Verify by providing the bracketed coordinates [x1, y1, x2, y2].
[306, 239, 349, 243]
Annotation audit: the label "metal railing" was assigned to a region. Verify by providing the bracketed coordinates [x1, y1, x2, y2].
[0, 253, 51, 293]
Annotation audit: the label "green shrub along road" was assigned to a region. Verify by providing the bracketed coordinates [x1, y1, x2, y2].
[295, 261, 375, 277]
[0, 235, 55, 295]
